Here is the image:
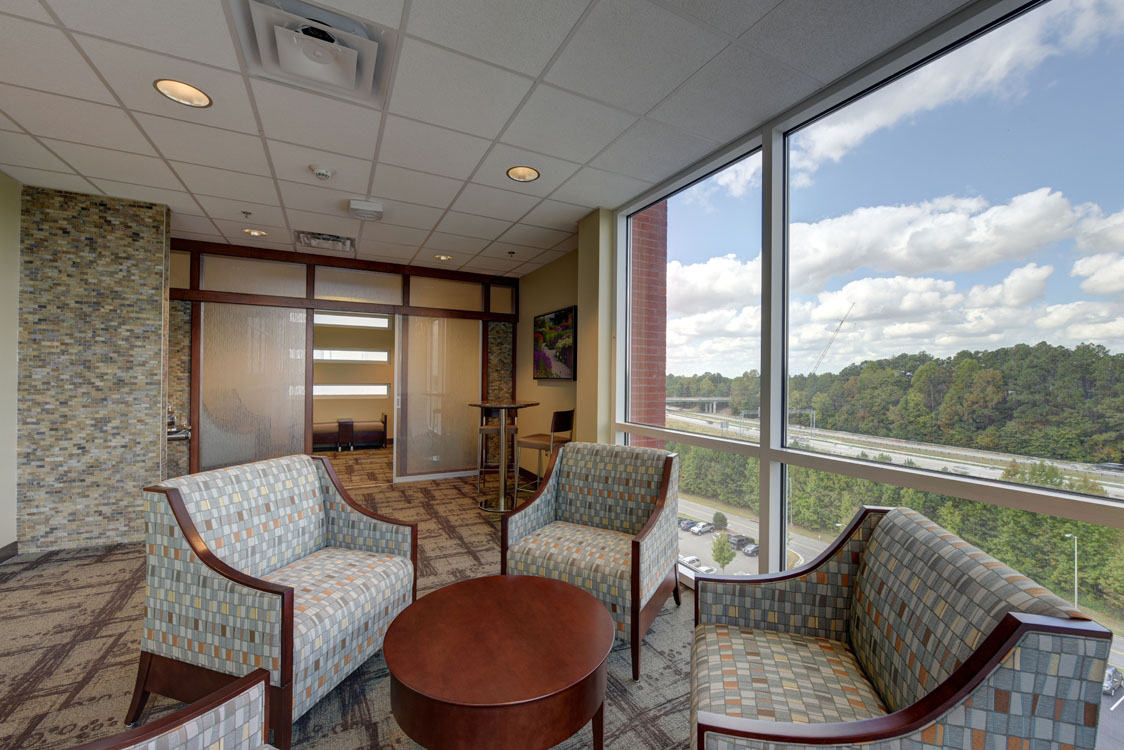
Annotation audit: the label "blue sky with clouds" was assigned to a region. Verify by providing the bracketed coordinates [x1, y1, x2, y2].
[659, 0, 1124, 376]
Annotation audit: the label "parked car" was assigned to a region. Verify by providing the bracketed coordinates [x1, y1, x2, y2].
[698, 565, 717, 574]
[727, 534, 755, 550]
[742, 544, 759, 557]
[1105, 665, 1123, 695]
[679, 555, 701, 567]
[678, 518, 697, 530]
[690, 522, 715, 535]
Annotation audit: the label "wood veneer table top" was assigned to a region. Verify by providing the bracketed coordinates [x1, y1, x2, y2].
[467, 400, 540, 409]
[383, 575, 613, 706]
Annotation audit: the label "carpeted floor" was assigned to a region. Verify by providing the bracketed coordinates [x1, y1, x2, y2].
[0, 450, 695, 750]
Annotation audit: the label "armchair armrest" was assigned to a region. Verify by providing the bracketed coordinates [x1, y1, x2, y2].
[696, 613, 1111, 749]
[694, 506, 889, 640]
[143, 487, 293, 688]
[500, 445, 562, 572]
[633, 453, 679, 605]
[313, 455, 418, 602]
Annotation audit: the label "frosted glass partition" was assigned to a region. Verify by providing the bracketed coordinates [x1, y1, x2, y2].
[490, 285, 514, 314]
[201, 255, 307, 297]
[170, 250, 191, 288]
[396, 316, 480, 478]
[315, 266, 403, 304]
[199, 303, 306, 470]
[409, 277, 482, 311]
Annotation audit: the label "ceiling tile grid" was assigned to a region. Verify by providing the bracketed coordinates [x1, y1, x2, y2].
[0, 0, 976, 275]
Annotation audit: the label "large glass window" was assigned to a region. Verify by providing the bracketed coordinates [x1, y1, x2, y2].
[785, 0, 1124, 500]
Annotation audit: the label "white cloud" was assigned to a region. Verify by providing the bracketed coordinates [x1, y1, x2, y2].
[789, 188, 1080, 290]
[1071, 253, 1124, 294]
[1076, 207, 1124, 253]
[967, 263, 1053, 307]
[667, 254, 761, 317]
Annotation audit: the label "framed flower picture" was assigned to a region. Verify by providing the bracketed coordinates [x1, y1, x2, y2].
[532, 306, 576, 380]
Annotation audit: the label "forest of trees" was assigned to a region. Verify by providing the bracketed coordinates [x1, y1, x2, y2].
[664, 342, 1124, 622]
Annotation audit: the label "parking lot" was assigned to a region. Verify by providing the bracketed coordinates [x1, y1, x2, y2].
[677, 524, 759, 575]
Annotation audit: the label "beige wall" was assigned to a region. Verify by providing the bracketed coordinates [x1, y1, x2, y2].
[313, 324, 395, 434]
[576, 209, 613, 444]
[0, 171, 18, 549]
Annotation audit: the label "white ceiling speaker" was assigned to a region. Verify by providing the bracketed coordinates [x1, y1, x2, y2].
[349, 199, 384, 221]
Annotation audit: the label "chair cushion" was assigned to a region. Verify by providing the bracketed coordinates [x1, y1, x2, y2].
[506, 520, 633, 640]
[690, 624, 886, 749]
[264, 546, 413, 718]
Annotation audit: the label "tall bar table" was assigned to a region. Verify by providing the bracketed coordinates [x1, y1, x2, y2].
[470, 400, 538, 512]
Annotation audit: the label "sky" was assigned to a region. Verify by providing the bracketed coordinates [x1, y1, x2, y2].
[659, 0, 1124, 376]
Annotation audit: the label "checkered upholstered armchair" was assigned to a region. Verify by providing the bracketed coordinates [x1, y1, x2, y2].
[127, 455, 417, 750]
[691, 506, 1112, 749]
[75, 670, 275, 750]
[501, 442, 680, 680]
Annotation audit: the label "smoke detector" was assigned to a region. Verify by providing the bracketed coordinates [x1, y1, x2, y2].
[309, 164, 335, 181]
[348, 199, 383, 221]
[293, 230, 355, 254]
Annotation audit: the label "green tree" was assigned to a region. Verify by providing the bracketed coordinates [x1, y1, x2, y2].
[712, 533, 736, 571]
[713, 511, 728, 530]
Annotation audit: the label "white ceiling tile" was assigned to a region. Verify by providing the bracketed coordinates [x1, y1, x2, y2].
[250, 79, 382, 158]
[0, 84, 156, 154]
[194, 194, 286, 226]
[434, 211, 512, 240]
[48, 0, 241, 70]
[451, 183, 538, 222]
[2, 1, 54, 23]
[171, 230, 228, 243]
[76, 36, 259, 132]
[135, 113, 270, 175]
[590, 118, 718, 182]
[358, 223, 430, 246]
[172, 162, 279, 203]
[551, 166, 650, 208]
[534, 249, 571, 264]
[648, 41, 821, 143]
[370, 164, 462, 209]
[0, 131, 74, 172]
[267, 140, 372, 193]
[407, 0, 586, 76]
[501, 84, 636, 163]
[0, 111, 18, 131]
[278, 181, 364, 217]
[511, 262, 543, 275]
[356, 241, 420, 260]
[388, 39, 532, 138]
[93, 179, 200, 214]
[740, 0, 966, 84]
[170, 213, 221, 234]
[366, 201, 444, 231]
[460, 255, 521, 273]
[545, 0, 727, 114]
[471, 144, 580, 198]
[211, 218, 288, 237]
[0, 16, 115, 103]
[378, 115, 490, 180]
[496, 223, 572, 250]
[221, 235, 295, 253]
[422, 232, 490, 254]
[553, 233, 579, 251]
[409, 255, 464, 270]
[481, 243, 543, 262]
[660, 0, 784, 36]
[311, 0, 405, 29]
[43, 139, 182, 189]
[0, 164, 97, 194]
[286, 209, 361, 238]
[521, 199, 591, 232]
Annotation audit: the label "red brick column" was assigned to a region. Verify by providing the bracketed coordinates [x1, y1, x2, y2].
[629, 201, 667, 449]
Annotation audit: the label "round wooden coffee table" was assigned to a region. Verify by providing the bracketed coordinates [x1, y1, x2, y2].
[384, 575, 615, 750]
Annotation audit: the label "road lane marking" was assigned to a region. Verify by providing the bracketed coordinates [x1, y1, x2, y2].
[1113, 693, 1124, 711]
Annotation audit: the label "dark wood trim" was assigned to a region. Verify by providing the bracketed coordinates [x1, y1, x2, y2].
[401, 274, 410, 307]
[89, 670, 271, 750]
[0, 541, 17, 564]
[629, 454, 678, 680]
[142, 486, 295, 686]
[312, 455, 419, 603]
[172, 238, 517, 287]
[481, 322, 490, 400]
[695, 612, 1111, 746]
[189, 250, 200, 291]
[304, 308, 314, 454]
[305, 264, 315, 299]
[499, 444, 564, 573]
[170, 287, 516, 322]
[189, 301, 201, 474]
[397, 318, 408, 480]
[483, 283, 491, 314]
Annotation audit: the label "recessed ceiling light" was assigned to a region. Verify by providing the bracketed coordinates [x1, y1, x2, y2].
[506, 165, 540, 183]
[242, 228, 269, 237]
[434, 254, 453, 261]
[153, 79, 212, 108]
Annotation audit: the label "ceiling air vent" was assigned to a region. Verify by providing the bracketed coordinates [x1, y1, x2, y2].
[294, 230, 355, 255]
[229, 0, 395, 107]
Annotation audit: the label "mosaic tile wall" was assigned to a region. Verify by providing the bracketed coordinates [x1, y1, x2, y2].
[17, 187, 167, 551]
[167, 300, 191, 479]
[483, 321, 515, 459]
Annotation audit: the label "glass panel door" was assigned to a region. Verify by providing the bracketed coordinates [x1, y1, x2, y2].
[198, 303, 306, 470]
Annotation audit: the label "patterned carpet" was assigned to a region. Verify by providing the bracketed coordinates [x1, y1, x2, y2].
[0, 449, 695, 750]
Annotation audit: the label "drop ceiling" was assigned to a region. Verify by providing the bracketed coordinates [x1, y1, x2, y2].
[0, 0, 973, 277]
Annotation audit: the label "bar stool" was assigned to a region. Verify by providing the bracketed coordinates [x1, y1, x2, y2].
[515, 409, 574, 494]
[477, 407, 518, 495]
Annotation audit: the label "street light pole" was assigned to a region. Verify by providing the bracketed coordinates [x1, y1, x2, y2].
[1065, 533, 1078, 609]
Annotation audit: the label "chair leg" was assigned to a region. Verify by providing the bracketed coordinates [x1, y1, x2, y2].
[269, 683, 293, 750]
[124, 651, 153, 726]
[631, 627, 641, 681]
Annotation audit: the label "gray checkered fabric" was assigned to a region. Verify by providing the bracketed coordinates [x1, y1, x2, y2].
[505, 462, 559, 547]
[555, 442, 670, 534]
[123, 678, 275, 750]
[318, 462, 413, 559]
[850, 508, 1081, 712]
